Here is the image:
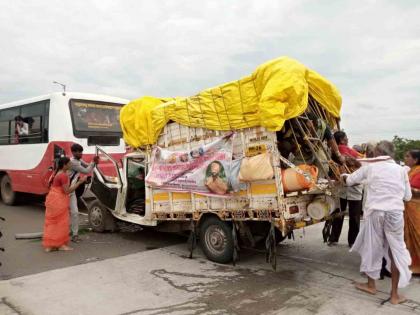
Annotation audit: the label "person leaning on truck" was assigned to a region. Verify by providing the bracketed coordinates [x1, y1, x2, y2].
[68, 143, 99, 243]
[277, 111, 344, 175]
[327, 131, 363, 247]
[303, 112, 344, 166]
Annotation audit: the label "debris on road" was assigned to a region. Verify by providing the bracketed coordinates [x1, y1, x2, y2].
[15, 232, 43, 240]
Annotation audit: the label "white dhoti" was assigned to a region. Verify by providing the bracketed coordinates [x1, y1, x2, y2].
[351, 210, 412, 288]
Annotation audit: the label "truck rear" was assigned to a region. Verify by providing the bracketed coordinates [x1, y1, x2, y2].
[88, 56, 343, 265]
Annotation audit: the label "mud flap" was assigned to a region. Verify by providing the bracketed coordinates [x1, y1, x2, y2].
[265, 221, 277, 271]
[323, 221, 331, 243]
[232, 222, 240, 266]
[188, 221, 197, 259]
[323, 212, 335, 243]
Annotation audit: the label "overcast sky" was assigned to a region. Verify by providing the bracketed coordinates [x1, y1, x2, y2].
[1, 0, 419, 144]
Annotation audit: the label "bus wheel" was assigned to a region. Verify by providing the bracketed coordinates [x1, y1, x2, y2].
[199, 216, 234, 264]
[0, 175, 18, 206]
[88, 200, 116, 232]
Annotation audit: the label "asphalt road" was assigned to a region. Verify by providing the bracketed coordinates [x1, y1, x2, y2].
[0, 196, 186, 280]
[1, 198, 420, 315]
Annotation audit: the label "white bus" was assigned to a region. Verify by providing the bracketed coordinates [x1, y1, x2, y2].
[0, 92, 129, 205]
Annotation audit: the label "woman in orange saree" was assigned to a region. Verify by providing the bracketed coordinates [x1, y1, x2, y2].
[43, 157, 86, 252]
[404, 150, 420, 274]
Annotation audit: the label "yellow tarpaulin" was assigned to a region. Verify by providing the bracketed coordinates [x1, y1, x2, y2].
[120, 56, 342, 148]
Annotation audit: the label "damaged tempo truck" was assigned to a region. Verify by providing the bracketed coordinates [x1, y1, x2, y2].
[86, 57, 345, 266]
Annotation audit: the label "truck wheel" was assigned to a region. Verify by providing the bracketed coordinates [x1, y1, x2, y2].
[1, 175, 18, 205]
[88, 200, 116, 232]
[199, 216, 234, 264]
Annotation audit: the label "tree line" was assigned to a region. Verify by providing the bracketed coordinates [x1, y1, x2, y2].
[392, 136, 420, 162]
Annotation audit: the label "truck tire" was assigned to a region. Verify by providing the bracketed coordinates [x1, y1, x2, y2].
[199, 216, 234, 264]
[88, 200, 116, 232]
[1, 175, 18, 206]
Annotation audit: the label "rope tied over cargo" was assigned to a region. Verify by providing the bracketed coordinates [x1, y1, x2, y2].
[120, 57, 342, 148]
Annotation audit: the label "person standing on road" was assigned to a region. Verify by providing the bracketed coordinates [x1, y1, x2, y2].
[363, 141, 391, 279]
[43, 157, 87, 252]
[404, 149, 420, 274]
[328, 131, 363, 247]
[342, 140, 412, 305]
[69, 144, 99, 243]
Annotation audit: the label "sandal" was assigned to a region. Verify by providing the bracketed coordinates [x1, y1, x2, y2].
[58, 245, 73, 251]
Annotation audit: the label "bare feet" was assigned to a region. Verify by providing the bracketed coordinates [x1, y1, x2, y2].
[354, 282, 377, 295]
[58, 245, 73, 251]
[44, 247, 53, 253]
[390, 295, 406, 305]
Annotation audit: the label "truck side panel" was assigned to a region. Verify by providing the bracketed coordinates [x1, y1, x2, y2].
[147, 124, 284, 220]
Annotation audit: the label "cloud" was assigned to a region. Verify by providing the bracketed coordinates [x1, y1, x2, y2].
[0, 0, 419, 143]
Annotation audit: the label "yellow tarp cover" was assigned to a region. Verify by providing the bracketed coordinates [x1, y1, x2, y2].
[121, 56, 342, 148]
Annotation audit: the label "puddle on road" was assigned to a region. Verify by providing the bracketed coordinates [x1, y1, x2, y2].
[142, 263, 306, 315]
[138, 253, 420, 315]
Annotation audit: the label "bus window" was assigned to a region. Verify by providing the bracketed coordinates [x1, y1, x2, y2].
[43, 103, 49, 143]
[0, 107, 19, 121]
[21, 101, 45, 117]
[0, 100, 49, 145]
[15, 100, 49, 144]
[69, 100, 122, 138]
[0, 121, 11, 145]
[14, 116, 29, 143]
[22, 116, 41, 144]
[0, 108, 18, 145]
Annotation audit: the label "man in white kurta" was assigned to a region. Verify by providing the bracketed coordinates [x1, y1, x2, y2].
[343, 143, 412, 305]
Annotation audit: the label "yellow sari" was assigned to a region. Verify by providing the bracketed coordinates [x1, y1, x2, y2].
[405, 165, 420, 274]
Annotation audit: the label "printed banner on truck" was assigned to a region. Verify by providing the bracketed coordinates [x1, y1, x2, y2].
[146, 133, 242, 197]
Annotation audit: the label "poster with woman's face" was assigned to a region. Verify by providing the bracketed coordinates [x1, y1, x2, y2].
[204, 161, 229, 195]
[146, 133, 242, 197]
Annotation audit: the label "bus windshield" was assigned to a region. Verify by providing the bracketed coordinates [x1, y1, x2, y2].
[70, 100, 123, 136]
